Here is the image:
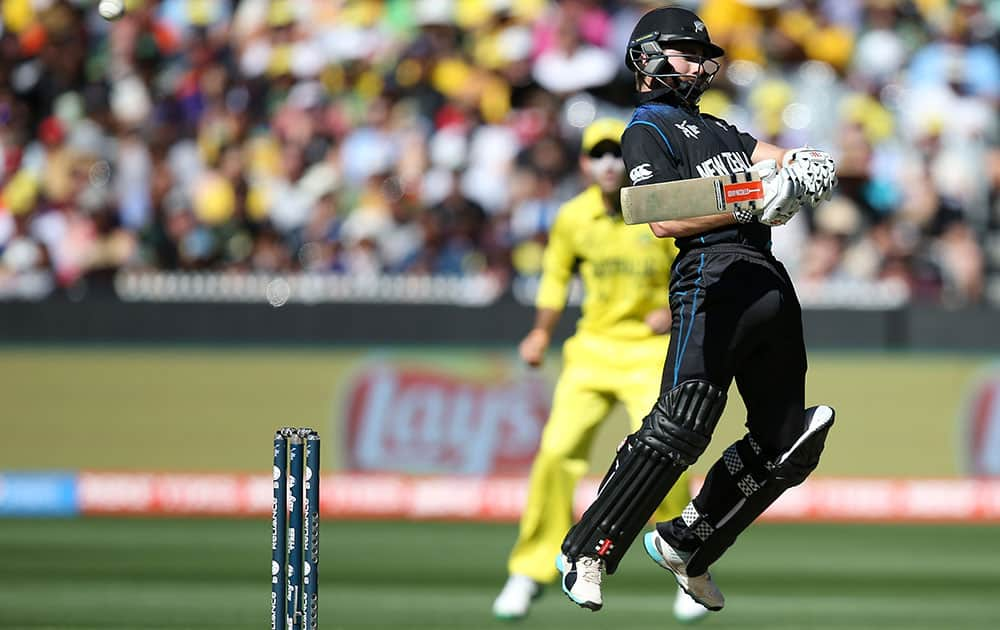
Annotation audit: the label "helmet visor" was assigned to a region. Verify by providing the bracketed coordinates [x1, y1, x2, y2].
[628, 44, 721, 104]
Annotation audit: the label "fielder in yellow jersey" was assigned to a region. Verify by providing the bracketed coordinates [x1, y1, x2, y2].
[493, 119, 707, 623]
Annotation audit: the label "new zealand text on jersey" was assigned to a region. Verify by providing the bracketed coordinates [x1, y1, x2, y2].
[695, 151, 752, 178]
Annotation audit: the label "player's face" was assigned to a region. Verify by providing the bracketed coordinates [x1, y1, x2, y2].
[661, 45, 720, 80]
[584, 144, 625, 193]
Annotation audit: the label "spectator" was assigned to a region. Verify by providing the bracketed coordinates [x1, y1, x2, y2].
[0, 0, 995, 308]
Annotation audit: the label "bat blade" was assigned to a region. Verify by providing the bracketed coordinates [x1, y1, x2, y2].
[621, 171, 764, 225]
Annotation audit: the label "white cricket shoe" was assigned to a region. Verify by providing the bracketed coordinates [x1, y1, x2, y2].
[556, 553, 603, 611]
[673, 586, 709, 623]
[492, 574, 541, 620]
[644, 531, 724, 611]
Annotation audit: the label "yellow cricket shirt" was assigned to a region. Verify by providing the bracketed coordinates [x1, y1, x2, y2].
[536, 185, 677, 340]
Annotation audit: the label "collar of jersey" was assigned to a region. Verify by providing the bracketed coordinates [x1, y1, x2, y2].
[585, 185, 624, 222]
[638, 88, 700, 114]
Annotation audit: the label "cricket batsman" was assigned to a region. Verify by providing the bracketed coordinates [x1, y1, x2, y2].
[492, 118, 708, 623]
[556, 6, 838, 615]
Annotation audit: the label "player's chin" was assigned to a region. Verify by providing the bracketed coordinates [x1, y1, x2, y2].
[597, 174, 624, 192]
[675, 78, 707, 100]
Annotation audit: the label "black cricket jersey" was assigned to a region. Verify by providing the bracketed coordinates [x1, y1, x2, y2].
[622, 96, 770, 252]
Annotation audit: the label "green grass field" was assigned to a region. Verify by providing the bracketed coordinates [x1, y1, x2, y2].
[1, 519, 998, 630]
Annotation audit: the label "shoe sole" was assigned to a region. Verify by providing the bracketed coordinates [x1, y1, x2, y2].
[643, 533, 722, 612]
[555, 555, 602, 612]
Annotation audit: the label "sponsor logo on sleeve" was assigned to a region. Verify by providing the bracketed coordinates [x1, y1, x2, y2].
[630, 163, 653, 184]
[674, 121, 701, 139]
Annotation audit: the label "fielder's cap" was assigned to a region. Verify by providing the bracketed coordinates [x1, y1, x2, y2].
[581, 118, 626, 154]
[268, 0, 296, 27]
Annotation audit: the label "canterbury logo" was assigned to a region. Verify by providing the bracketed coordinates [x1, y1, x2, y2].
[630, 163, 653, 183]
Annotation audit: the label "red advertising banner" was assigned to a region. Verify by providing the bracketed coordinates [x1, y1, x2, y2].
[78, 472, 1000, 523]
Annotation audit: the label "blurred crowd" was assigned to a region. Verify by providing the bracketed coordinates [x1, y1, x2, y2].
[0, 0, 997, 305]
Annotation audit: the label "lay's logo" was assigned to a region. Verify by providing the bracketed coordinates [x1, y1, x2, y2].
[344, 363, 550, 475]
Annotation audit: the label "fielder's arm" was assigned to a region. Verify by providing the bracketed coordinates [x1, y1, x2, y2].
[522, 203, 576, 366]
[520, 308, 560, 367]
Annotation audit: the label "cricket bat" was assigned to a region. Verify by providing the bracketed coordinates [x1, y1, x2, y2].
[621, 171, 765, 225]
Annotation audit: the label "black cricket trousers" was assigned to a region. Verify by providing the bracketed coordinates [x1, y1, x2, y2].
[661, 244, 807, 458]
